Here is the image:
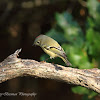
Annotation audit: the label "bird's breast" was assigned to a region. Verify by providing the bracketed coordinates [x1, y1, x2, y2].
[42, 48, 57, 58]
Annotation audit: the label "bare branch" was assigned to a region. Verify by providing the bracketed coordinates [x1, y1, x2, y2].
[0, 49, 100, 93]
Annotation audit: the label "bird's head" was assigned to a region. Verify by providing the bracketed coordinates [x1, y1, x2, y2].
[33, 35, 43, 46]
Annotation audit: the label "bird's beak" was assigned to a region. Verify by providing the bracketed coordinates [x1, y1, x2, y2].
[32, 43, 35, 46]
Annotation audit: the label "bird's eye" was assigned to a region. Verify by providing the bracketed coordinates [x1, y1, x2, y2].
[37, 41, 40, 44]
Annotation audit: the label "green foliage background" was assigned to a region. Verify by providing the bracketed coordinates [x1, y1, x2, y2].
[40, 0, 99, 99]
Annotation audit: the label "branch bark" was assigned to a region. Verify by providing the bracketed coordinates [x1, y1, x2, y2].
[0, 49, 100, 93]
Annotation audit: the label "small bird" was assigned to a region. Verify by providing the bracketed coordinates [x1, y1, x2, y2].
[33, 35, 72, 66]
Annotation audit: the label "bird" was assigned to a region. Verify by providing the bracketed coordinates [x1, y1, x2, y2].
[33, 35, 72, 66]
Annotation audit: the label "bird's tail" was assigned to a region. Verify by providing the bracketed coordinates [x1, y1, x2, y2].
[61, 56, 72, 66]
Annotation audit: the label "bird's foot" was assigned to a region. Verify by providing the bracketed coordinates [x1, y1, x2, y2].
[40, 61, 46, 63]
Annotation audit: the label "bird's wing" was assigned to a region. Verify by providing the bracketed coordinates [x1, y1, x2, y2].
[44, 45, 67, 58]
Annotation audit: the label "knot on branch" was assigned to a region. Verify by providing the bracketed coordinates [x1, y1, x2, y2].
[0, 49, 22, 67]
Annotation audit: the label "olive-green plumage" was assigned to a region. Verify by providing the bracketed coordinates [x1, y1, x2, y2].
[33, 35, 72, 66]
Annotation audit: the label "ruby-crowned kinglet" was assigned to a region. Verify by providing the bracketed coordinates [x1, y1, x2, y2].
[33, 35, 72, 66]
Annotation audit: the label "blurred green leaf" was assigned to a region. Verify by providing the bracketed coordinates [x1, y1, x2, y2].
[40, 54, 49, 61]
[87, 0, 100, 19]
[46, 28, 67, 43]
[55, 12, 84, 47]
[87, 0, 100, 27]
[88, 91, 97, 99]
[86, 18, 95, 28]
[72, 86, 89, 95]
[72, 86, 97, 99]
[86, 28, 100, 56]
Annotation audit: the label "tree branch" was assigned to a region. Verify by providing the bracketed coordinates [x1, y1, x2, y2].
[0, 49, 100, 93]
